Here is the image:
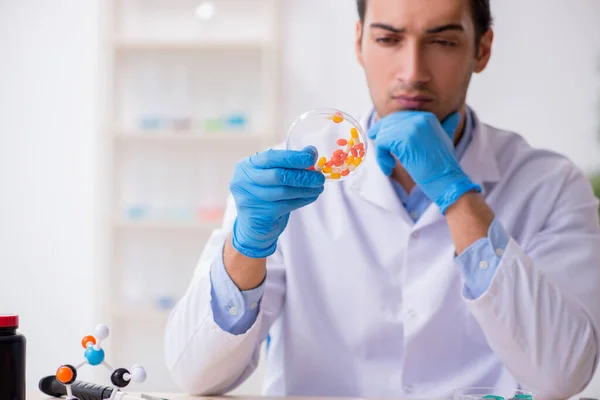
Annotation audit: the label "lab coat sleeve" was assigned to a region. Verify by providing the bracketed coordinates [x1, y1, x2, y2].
[164, 194, 286, 395]
[464, 167, 600, 400]
[455, 218, 510, 299]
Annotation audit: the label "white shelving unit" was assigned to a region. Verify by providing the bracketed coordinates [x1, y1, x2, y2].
[98, 0, 281, 391]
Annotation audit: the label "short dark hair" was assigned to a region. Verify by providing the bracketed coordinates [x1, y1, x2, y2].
[356, 0, 493, 43]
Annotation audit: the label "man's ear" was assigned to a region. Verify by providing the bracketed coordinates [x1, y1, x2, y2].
[474, 29, 493, 73]
[355, 20, 364, 67]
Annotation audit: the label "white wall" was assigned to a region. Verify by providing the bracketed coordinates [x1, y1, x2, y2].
[0, 0, 102, 388]
[468, 0, 600, 175]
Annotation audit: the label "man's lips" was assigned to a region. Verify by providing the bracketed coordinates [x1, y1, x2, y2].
[391, 95, 433, 108]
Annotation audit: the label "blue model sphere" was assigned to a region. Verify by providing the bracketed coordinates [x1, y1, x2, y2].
[84, 347, 105, 366]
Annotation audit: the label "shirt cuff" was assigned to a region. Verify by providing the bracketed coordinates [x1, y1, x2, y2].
[455, 218, 510, 299]
[209, 247, 265, 335]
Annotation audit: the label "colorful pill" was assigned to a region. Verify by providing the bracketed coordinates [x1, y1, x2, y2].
[333, 149, 344, 156]
[325, 161, 334, 168]
[340, 152, 348, 161]
[348, 138, 355, 147]
[349, 164, 357, 172]
[353, 157, 363, 167]
[317, 157, 327, 167]
[359, 149, 365, 158]
[334, 161, 344, 167]
[336, 139, 348, 146]
[341, 169, 350, 177]
[331, 155, 342, 163]
[351, 148, 358, 157]
[350, 127, 359, 138]
[322, 166, 332, 173]
[345, 156, 355, 165]
[355, 143, 365, 149]
[332, 113, 344, 124]
[330, 172, 341, 179]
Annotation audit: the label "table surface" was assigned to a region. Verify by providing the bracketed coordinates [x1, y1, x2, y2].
[28, 392, 388, 400]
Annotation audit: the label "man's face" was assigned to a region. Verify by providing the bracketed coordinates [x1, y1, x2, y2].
[356, 0, 493, 122]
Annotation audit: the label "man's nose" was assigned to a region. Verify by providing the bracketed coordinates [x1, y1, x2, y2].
[396, 40, 430, 87]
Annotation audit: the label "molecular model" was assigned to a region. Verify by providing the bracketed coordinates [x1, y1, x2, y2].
[55, 324, 146, 400]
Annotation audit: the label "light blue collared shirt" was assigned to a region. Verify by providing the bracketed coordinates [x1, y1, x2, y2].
[209, 108, 510, 335]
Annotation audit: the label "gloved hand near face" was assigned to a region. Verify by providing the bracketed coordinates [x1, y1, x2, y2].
[229, 146, 325, 258]
[368, 111, 481, 214]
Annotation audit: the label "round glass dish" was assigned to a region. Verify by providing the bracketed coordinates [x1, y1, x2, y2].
[285, 108, 369, 182]
[454, 388, 534, 400]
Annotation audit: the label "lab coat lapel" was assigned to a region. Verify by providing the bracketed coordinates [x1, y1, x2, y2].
[351, 110, 414, 225]
[413, 110, 501, 231]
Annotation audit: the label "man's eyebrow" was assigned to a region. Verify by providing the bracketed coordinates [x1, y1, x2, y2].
[425, 24, 465, 34]
[369, 22, 466, 35]
[369, 23, 406, 34]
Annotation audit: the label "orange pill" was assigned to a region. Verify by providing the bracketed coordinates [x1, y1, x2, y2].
[317, 157, 327, 167]
[325, 161, 334, 168]
[341, 169, 350, 177]
[351, 148, 358, 157]
[334, 161, 344, 167]
[81, 335, 96, 348]
[330, 172, 341, 179]
[355, 143, 365, 149]
[332, 114, 344, 124]
[333, 149, 344, 156]
[350, 128, 359, 138]
[353, 157, 363, 167]
[345, 156, 355, 165]
[348, 138, 355, 147]
[336, 139, 348, 146]
[56, 365, 75, 384]
[322, 166, 333, 173]
[340, 152, 348, 161]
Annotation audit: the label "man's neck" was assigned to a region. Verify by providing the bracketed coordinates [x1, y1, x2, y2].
[391, 109, 468, 194]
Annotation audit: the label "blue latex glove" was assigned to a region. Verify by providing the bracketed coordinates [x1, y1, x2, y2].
[230, 146, 325, 258]
[368, 111, 481, 214]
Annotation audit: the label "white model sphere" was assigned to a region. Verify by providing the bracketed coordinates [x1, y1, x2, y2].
[94, 324, 109, 340]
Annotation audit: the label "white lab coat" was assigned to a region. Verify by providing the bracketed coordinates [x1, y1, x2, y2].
[164, 109, 600, 400]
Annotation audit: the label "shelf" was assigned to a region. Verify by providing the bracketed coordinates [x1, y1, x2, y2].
[115, 39, 270, 52]
[114, 219, 221, 232]
[114, 131, 267, 144]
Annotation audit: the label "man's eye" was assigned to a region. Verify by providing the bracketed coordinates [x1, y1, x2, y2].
[376, 37, 400, 45]
[432, 40, 457, 47]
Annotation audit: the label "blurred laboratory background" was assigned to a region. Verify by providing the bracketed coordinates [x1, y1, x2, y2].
[1, 0, 599, 397]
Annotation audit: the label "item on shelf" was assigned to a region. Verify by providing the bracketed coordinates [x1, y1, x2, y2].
[138, 117, 165, 131]
[155, 295, 177, 310]
[50, 324, 146, 400]
[137, 62, 167, 132]
[223, 112, 249, 131]
[167, 64, 193, 132]
[198, 205, 224, 222]
[124, 205, 148, 221]
[203, 117, 223, 133]
[0, 315, 25, 400]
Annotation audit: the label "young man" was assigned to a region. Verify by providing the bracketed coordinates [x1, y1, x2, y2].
[164, 0, 600, 398]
